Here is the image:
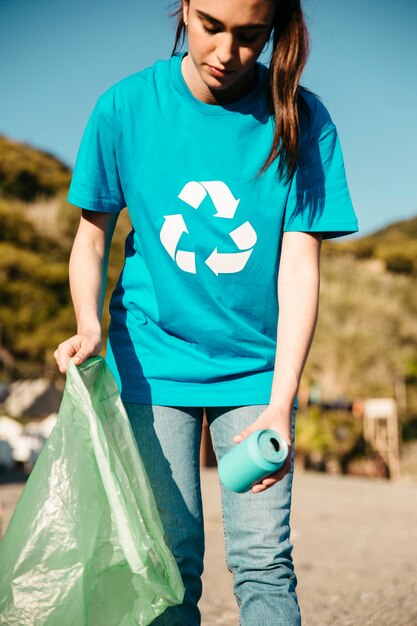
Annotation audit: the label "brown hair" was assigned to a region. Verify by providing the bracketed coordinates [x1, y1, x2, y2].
[171, 0, 310, 182]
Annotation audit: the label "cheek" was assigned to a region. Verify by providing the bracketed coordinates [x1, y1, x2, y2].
[238, 33, 269, 64]
[239, 45, 263, 68]
[188, 26, 211, 58]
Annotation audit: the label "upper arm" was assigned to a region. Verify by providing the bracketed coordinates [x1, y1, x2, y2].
[73, 208, 120, 255]
[278, 231, 323, 285]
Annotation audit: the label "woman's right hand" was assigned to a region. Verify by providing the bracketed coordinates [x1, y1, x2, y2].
[54, 332, 102, 374]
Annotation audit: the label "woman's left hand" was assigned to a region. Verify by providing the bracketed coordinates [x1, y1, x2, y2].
[232, 405, 293, 494]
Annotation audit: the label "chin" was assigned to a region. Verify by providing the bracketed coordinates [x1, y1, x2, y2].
[203, 71, 236, 91]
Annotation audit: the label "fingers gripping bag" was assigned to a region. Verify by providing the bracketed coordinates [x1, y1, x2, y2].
[0, 357, 184, 626]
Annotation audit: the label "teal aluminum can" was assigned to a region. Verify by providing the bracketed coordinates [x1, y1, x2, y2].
[218, 429, 288, 493]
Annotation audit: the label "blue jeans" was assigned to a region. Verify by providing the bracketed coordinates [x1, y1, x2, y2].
[123, 403, 301, 626]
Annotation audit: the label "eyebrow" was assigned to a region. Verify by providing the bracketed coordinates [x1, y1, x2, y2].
[195, 9, 270, 31]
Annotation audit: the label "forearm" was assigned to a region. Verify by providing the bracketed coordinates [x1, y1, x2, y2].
[269, 232, 322, 412]
[269, 272, 320, 411]
[68, 210, 117, 337]
[54, 211, 118, 373]
[233, 232, 322, 491]
[69, 236, 108, 336]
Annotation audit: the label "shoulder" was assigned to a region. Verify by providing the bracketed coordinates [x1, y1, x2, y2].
[298, 87, 338, 154]
[299, 88, 334, 127]
[94, 57, 172, 115]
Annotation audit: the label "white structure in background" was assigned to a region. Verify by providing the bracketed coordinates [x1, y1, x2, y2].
[0, 413, 57, 472]
[0, 415, 24, 441]
[3, 379, 61, 418]
[0, 416, 24, 471]
[25, 413, 57, 439]
[362, 398, 400, 480]
[0, 376, 60, 473]
[0, 416, 24, 439]
[10, 434, 45, 471]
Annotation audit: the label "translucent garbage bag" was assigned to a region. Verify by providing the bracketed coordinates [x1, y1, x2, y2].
[0, 357, 185, 626]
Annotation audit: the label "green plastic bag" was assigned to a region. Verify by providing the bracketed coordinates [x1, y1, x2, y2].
[0, 357, 184, 625]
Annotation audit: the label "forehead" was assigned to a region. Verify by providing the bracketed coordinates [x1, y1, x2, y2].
[188, 0, 275, 27]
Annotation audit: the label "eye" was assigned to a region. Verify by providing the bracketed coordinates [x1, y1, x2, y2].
[202, 24, 221, 35]
[237, 31, 262, 44]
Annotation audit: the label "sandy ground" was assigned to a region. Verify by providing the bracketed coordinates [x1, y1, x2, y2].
[199, 466, 417, 626]
[1, 467, 417, 626]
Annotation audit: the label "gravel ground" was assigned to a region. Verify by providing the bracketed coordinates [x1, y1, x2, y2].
[1, 467, 417, 625]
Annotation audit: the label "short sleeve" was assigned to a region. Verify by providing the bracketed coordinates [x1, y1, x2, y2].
[283, 98, 358, 240]
[67, 95, 126, 213]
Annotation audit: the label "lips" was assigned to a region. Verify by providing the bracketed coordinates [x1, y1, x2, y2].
[208, 65, 235, 78]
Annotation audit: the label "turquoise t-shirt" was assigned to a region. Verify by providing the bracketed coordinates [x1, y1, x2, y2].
[67, 53, 358, 406]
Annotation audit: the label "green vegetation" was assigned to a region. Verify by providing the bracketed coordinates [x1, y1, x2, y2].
[0, 135, 130, 379]
[327, 215, 417, 275]
[306, 250, 417, 404]
[0, 134, 71, 202]
[295, 407, 365, 472]
[305, 215, 417, 422]
[0, 199, 67, 376]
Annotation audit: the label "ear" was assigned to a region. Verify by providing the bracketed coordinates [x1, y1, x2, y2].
[182, 1, 189, 26]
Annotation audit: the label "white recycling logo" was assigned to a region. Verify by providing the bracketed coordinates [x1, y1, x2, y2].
[159, 181, 257, 275]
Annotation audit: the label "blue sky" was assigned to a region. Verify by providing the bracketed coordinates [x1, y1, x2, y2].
[1, 0, 416, 236]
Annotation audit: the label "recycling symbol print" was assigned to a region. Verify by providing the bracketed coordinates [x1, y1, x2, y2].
[159, 180, 257, 275]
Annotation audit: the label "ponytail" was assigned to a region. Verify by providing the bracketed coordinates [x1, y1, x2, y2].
[262, 0, 310, 181]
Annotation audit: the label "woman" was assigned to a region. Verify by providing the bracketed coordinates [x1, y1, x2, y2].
[55, 0, 358, 623]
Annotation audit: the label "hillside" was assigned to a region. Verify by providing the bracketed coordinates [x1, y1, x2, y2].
[1, 134, 416, 421]
[328, 215, 417, 275]
[0, 134, 71, 202]
[307, 252, 417, 401]
[0, 135, 131, 379]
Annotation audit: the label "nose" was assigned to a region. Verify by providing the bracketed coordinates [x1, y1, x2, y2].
[215, 33, 235, 67]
